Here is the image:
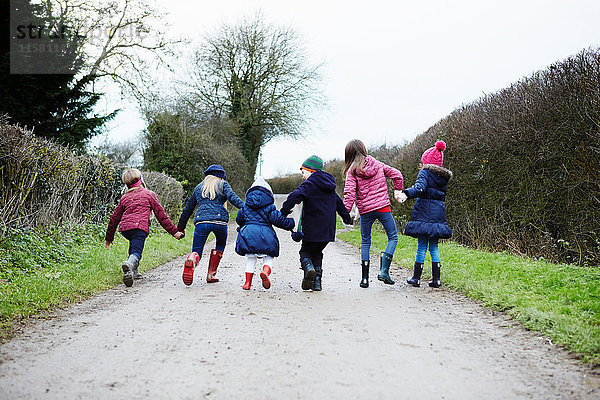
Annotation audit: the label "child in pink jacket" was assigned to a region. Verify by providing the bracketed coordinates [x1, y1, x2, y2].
[105, 168, 183, 287]
[343, 140, 404, 288]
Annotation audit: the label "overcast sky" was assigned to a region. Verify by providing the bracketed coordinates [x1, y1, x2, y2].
[99, 0, 600, 178]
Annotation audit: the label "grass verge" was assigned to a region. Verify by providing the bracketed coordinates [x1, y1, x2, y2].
[337, 225, 600, 365]
[0, 223, 193, 341]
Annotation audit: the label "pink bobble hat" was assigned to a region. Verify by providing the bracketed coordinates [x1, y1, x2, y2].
[421, 140, 446, 166]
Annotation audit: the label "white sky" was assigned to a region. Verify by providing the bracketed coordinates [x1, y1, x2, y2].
[98, 0, 600, 178]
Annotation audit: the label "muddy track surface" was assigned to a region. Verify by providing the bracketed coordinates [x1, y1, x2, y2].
[1, 200, 599, 399]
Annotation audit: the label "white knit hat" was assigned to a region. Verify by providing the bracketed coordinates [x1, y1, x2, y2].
[252, 176, 272, 193]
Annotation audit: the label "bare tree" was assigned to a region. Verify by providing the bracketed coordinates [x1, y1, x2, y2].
[41, 0, 178, 99]
[186, 13, 324, 178]
[92, 136, 141, 166]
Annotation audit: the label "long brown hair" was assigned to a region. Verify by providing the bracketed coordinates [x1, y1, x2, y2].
[343, 139, 368, 179]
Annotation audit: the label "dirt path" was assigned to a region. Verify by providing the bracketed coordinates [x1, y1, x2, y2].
[1, 201, 599, 399]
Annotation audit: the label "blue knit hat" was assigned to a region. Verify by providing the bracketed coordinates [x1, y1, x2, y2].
[301, 155, 323, 171]
[204, 164, 226, 180]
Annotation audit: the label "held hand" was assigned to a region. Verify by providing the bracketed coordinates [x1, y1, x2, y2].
[349, 204, 359, 222]
[104, 241, 111, 250]
[174, 231, 184, 240]
[395, 190, 408, 203]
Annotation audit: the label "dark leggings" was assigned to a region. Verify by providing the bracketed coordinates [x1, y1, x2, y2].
[121, 229, 148, 260]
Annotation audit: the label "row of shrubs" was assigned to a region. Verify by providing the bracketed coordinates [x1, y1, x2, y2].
[0, 118, 184, 236]
[382, 48, 600, 266]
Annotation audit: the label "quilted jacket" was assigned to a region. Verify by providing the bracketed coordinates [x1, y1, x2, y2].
[235, 186, 295, 257]
[343, 155, 404, 214]
[105, 187, 179, 242]
[177, 180, 244, 231]
[403, 164, 453, 239]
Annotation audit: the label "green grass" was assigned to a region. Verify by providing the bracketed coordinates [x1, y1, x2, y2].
[0, 223, 193, 340]
[337, 225, 600, 365]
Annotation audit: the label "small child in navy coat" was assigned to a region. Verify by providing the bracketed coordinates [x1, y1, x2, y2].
[235, 177, 295, 290]
[280, 155, 352, 291]
[399, 140, 453, 288]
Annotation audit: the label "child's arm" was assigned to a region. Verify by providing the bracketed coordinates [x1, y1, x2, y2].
[280, 181, 311, 216]
[383, 163, 404, 190]
[223, 181, 245, 209]
[177, 191, 198, 232]
[149, 192, 180, 237]
[335, 193, 353, 225]
[342, 171, 357, 212]
[235, 207, 246, 227]
[267, 206, 295, 231]
[105, 200, 125, 245]
[403, 170, 428, 199]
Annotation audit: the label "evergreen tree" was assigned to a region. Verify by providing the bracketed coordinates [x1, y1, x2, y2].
[0, 0, 115, 151]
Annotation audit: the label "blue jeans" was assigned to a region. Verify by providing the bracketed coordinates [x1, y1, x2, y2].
[360, 211, 398, 261]
[121, 229, 148, 260]
[192, 223, 228, 258]
[415, 236, 440, 263]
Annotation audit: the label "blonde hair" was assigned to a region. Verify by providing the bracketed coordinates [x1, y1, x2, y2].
[343, 139, 368, 179]
[201, 175, 223, 200]
[122, 168, 146, 192]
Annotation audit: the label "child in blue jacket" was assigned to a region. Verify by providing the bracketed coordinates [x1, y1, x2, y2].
[235, 177, 295, 290]
[280, 155, 352, 291]
[178, 164, 245, 286]
[399, 141, 453, 288]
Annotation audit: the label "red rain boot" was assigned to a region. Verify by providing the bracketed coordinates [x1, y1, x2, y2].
[260, 265, 272, 289]
[207, 249, 223, 283]
[182, 252, 199, 286]
[242, 272, 253, 290]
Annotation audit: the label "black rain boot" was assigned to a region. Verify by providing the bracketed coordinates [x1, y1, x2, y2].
[407, 262, 423, 287]
[377, 252, 395, 285]
[360, 260, 369, 288]
[312, 255, 323, 291]
[300, 257, 316, 290]
[429, 262, 441, 288]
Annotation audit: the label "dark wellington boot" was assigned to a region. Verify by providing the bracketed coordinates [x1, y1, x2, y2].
[312, 256, 322, 291]
[407, 262, 423, 287]
[429, 262, 441, 288]
[377, 252, 395, 285]
[300, 257, 316, 290]
[360, 260, 369, 288]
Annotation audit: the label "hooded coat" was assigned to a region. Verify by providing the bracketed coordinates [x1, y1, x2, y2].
[343, 155, 404, 214]
[280, 170, 352, 243]
[235, 185, 295, 257]
[403, 164, 453, 239]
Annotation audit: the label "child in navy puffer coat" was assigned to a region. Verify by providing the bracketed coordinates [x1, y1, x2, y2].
[399, 140, 453, 288]
[235, 177, 295, 290]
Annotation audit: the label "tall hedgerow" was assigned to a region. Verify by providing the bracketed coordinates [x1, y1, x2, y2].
[391, 48, 600, 266]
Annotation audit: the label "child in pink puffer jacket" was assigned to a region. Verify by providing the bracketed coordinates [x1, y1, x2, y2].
[343, 140, 404, 288]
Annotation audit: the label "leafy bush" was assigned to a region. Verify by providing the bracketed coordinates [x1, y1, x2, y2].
[142, 171, 185, 220]
[0, 119, 121, 234]
[0, 119, 187, 236]
[267, 174, 303, 194]
[143, 111, 252, 197]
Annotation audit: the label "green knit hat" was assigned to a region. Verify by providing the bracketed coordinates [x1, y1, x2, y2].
[301, 155, 323, 171]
